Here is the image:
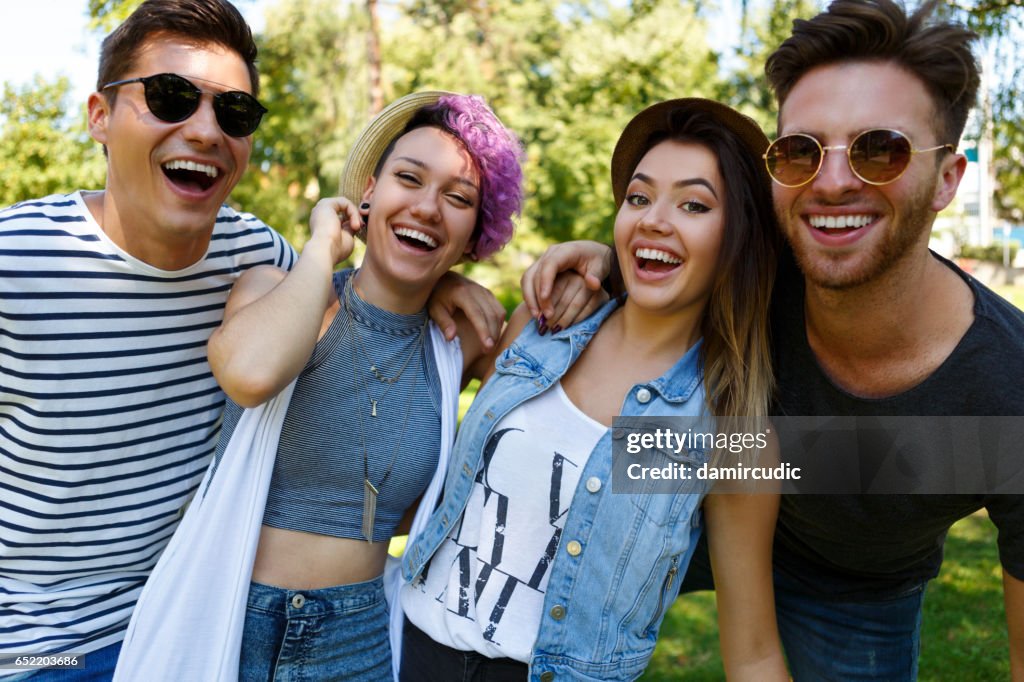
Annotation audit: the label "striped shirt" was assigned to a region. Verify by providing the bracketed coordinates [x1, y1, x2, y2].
[0, 191, 295, 663]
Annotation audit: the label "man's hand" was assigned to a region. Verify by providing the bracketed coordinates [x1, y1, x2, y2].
[521, 241, 613, 322]
[428, 271, 505, 350]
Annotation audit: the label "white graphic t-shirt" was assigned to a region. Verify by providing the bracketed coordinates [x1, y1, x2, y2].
[401, 382, 606, 662]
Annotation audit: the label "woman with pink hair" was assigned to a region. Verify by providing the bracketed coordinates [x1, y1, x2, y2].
[205, 91, 524, 680]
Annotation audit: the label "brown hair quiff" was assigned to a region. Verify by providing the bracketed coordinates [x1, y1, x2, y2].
[765, 0, 980, 144]
[97, 0, 259, 100]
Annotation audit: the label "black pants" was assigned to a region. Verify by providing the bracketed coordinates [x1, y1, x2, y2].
[399, 617, 529, 682]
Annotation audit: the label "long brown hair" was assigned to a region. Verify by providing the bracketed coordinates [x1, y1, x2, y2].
[632, 108, 778, 421]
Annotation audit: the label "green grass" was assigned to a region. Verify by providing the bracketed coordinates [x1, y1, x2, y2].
[641, 512, 1009, 680]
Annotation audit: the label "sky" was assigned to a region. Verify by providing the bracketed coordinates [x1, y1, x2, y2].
[0, 0, 270, 108]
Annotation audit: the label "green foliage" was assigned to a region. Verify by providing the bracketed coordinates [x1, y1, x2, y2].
[229, 0, 368, 245]
[992, 88, 1024, 222]
[0, 77, 105, 207]
[726, 0, 819, 134]
[378, 0, 721, 248]
[87, 0, 143, 32]
[958, 241, 1019, 263]
[4, 0, 1016, 271]
[942, 1, 1024, 222]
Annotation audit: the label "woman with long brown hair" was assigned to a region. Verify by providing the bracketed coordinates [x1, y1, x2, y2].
[397, 98, 787, 681]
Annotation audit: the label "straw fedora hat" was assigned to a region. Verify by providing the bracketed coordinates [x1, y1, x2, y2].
[338, 90, 454, 208]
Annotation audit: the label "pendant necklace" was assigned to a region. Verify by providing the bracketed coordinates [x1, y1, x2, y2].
[345, 276, 427, 418]
[343, 274, 427, 541]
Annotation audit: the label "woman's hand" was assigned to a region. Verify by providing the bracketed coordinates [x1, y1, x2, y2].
[520, 241, 613, 324]
[705, 431, 789, 681]
[532, 270, 610, 334]
[308, 197, 360, 266]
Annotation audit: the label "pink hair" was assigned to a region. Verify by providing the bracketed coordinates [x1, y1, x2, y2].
[423, 95, 524, 260]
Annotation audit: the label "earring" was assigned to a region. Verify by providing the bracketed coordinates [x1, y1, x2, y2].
[360, 202, 370, 211]
[359, 202, 370, 229]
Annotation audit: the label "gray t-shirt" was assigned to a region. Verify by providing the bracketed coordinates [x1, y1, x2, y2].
[771, 250, 1024, 598]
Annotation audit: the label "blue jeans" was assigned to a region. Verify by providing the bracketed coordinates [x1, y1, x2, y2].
[13, 641, 121, 681]
[774, 569, 924, 682]
[240, 576, 391, 682]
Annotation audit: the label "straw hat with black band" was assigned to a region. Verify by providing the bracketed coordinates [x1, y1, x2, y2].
[610, 98, 771, 207]
[338, 90, 454, 229]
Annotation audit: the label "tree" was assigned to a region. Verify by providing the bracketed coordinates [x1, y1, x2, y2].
[382, 0, 720, 242]
[0, 77, 105, 207]
[230, 0, 370, 245]
[86, 0, 143, 32]
[952, 0, 1024, 222]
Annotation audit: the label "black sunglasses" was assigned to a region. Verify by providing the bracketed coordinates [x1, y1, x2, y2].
[102, 72, 267, 138]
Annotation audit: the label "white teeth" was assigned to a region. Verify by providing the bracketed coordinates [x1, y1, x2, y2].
[394, 227, 438, 248]
[163, 159, 219, 178]
[808, 214, 873, 230]
[635, 247, 682, 264]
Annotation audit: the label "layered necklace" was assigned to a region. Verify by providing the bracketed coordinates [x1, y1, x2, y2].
[343, 274, 428, 542]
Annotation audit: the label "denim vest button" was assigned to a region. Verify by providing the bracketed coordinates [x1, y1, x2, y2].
[291, 594, 306, 609]
[585, 476, 601, 493]
[550, 604, 566, 620]
[540, 672, 555, 682]
[636, 387, 652, 403]
[566, 540, 582, 556]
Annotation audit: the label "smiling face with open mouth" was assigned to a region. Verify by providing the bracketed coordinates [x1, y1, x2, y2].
[87, 35, 254, 269]
[772, 61, 953, 290]
[357, 126, 480, 311]
[614, 139, 725, 320]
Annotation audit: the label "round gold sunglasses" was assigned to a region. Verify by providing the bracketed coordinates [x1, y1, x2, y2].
[763, 128, 955, 188]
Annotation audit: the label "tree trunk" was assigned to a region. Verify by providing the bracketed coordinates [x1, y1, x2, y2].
[366, 0, 384, 116]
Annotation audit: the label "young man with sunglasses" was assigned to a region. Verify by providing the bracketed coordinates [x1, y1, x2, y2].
[519, 0, 1024, 678]
[0, 1, 294, 678]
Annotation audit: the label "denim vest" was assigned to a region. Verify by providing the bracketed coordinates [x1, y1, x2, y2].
[401, 299, 711, 681]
